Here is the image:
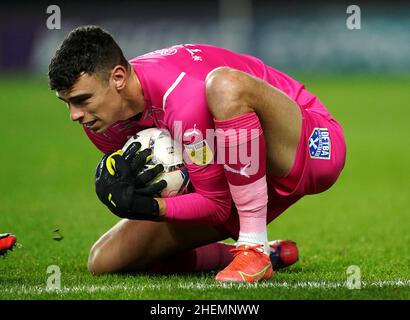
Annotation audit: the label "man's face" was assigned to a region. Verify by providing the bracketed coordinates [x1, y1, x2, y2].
[56, 72, 125, 134]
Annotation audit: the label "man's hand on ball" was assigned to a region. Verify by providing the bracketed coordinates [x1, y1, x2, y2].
[94, 146, 167, 220]
[122, 141, 165, 188]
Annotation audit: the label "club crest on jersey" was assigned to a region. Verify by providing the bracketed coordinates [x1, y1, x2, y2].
[184, 139, 213, 166]
[309, 128, 331, 159]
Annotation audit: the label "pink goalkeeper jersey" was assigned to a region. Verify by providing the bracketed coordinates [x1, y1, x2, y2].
[84, 44, 333, 225]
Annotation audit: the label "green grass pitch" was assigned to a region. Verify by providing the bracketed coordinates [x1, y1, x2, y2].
[0, 73, 409, 299]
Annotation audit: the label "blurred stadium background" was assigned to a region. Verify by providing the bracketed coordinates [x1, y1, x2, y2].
[0, 0, 409, 299]
[2, 0, 410, 74]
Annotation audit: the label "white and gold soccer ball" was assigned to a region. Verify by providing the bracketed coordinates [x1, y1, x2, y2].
[122, 128, 190, 197]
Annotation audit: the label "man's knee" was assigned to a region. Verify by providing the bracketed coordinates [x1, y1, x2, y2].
[87, 241, 112, 275]
[88, 232, 152, 275]
[205, 67, 251, 120]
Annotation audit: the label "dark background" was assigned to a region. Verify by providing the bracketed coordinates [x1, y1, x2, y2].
[1, 0, 409, 74]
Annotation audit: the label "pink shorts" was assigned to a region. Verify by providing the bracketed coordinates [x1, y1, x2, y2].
[216, 106, 347, 240]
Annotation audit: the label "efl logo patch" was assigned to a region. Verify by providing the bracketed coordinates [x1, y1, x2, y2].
[184, 139, 213, 166]
[308, 128, 331, 159]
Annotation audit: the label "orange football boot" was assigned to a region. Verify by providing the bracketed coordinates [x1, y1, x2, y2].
[0, 233, 17, 256]
[215, 244, 273, 283]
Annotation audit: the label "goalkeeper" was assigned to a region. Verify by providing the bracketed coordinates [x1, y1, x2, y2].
[48, 26, 345, 282]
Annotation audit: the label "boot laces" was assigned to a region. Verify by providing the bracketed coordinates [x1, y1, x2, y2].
[230, 244, 264, 257]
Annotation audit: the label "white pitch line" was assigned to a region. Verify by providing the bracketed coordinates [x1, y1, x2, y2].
[1, 280, 410, 295]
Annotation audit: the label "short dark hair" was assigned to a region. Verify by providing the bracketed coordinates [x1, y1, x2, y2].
[48, 25, 129, 91]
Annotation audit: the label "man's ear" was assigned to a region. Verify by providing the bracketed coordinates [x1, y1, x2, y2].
[111, 65, 128, 91]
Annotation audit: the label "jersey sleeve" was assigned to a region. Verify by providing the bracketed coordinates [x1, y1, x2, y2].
[83, 125, 122, 154]
[163, 73, 233, 225]
[83, 118, 155, 154]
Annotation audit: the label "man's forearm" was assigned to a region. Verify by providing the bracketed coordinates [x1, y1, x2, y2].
[162, 192, 232, 225]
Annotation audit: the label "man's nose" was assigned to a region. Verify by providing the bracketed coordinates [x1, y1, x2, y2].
[69, 105, 85, 122]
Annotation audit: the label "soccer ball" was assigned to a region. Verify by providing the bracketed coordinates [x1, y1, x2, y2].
[122, 128, 190, 197]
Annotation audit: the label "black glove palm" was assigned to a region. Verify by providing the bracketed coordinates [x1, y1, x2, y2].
[95, 142, 167, 220]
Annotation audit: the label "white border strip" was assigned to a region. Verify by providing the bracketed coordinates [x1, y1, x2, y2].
[1, 280, 409, 295]
[162, 72, 186, 111]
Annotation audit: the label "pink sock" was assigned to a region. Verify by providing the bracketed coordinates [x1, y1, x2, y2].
[149, 242, 234, 273]
[214, 112, 269, 253]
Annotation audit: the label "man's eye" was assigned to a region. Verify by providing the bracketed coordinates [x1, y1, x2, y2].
[75, 99, 88, 105]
